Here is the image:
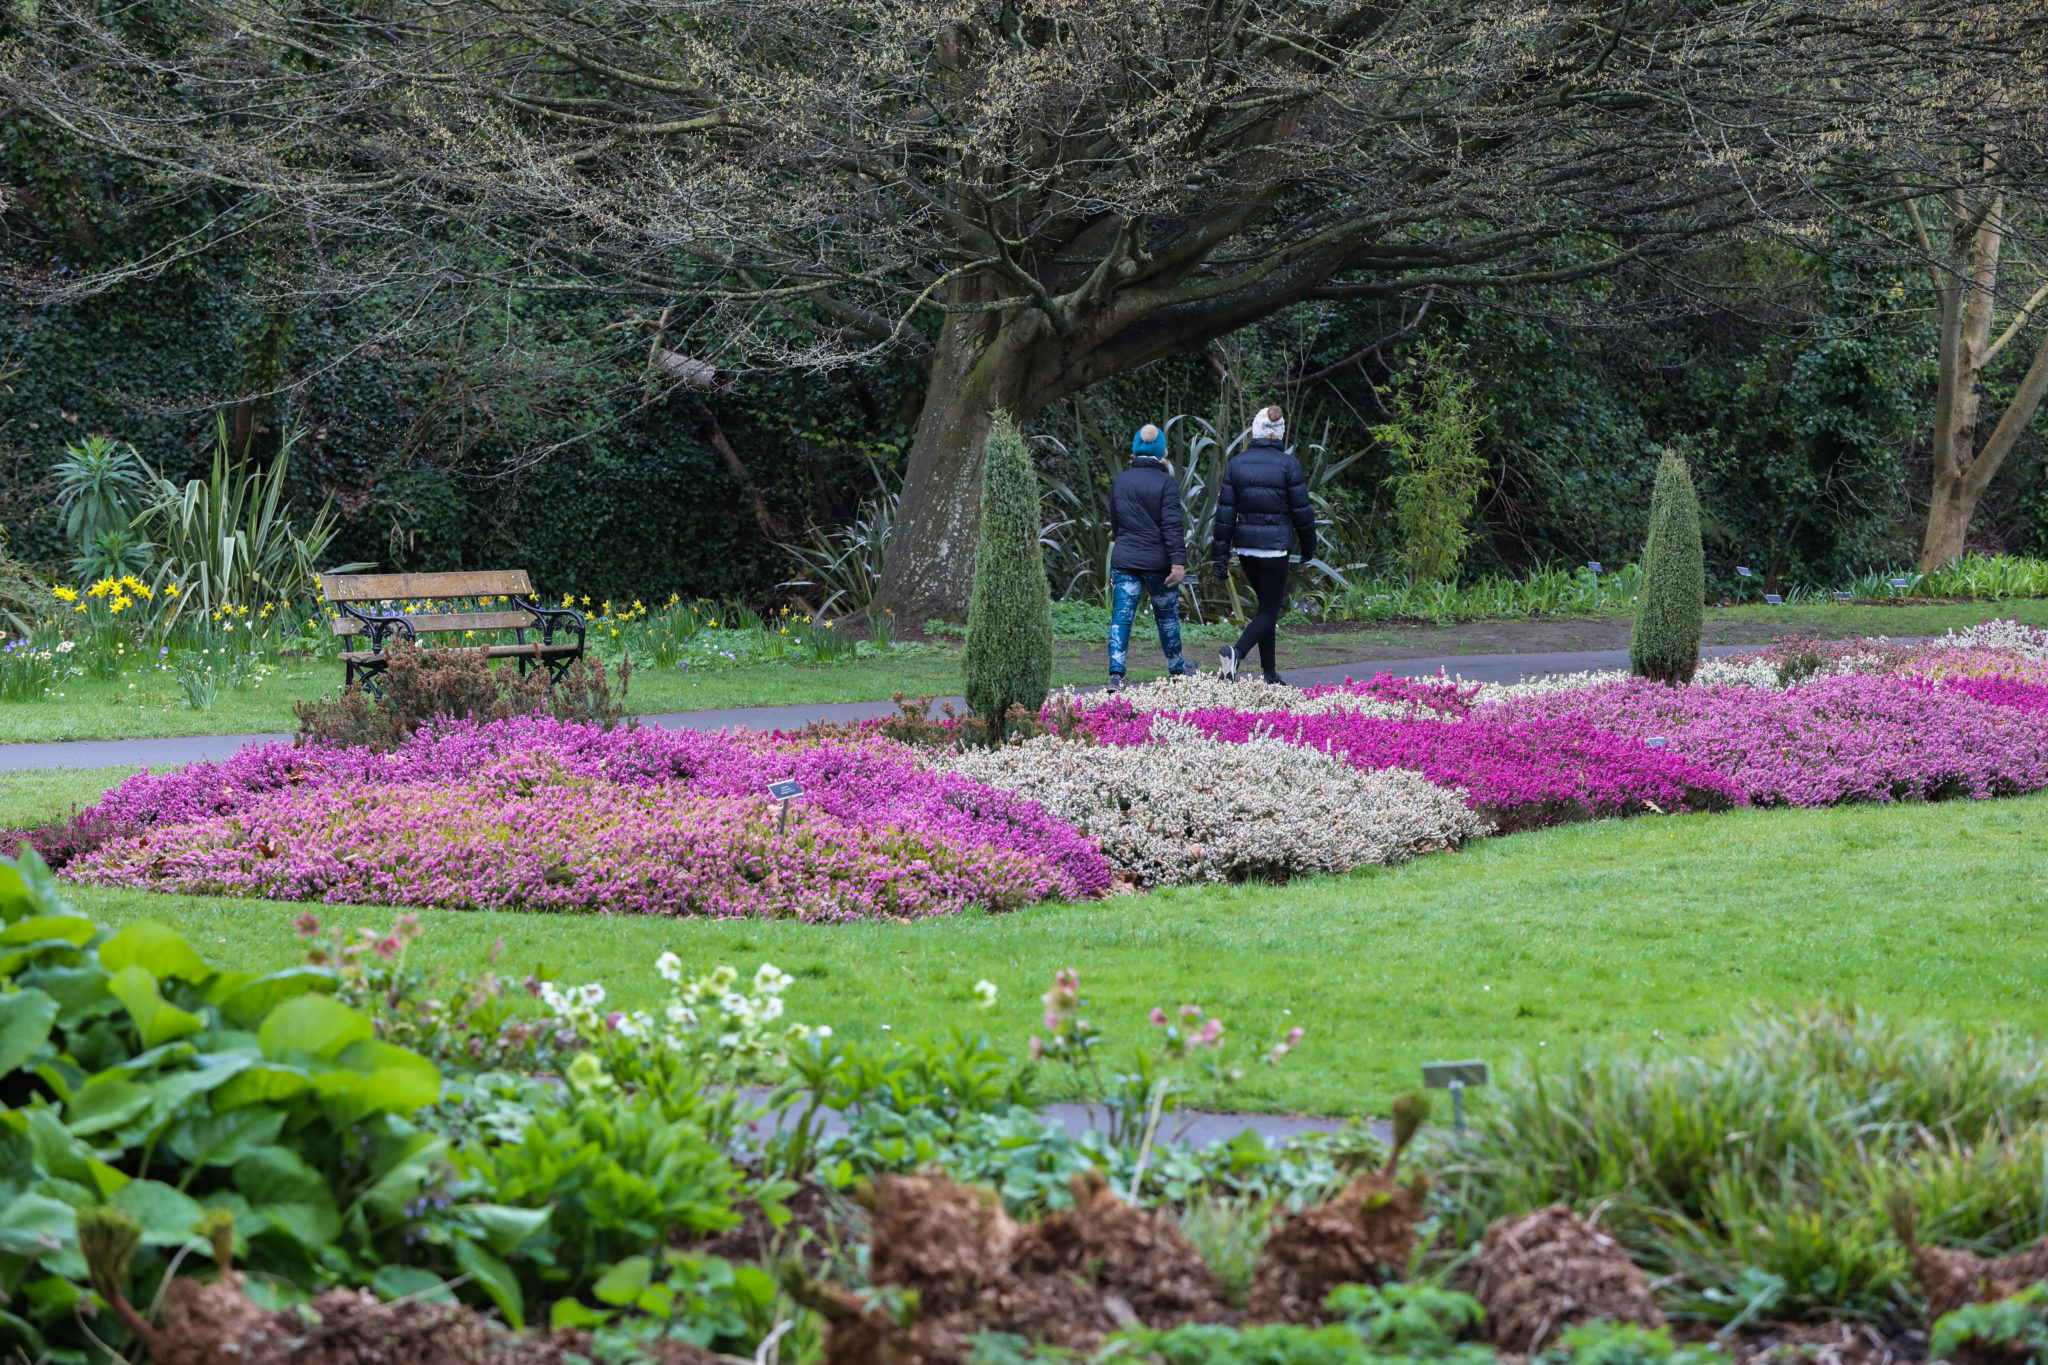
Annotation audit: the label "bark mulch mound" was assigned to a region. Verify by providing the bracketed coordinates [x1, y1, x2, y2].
[1472, 1205, 1664, 1354]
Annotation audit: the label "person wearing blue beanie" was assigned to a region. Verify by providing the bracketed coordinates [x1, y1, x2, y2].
[1104, 423, 1192, 691]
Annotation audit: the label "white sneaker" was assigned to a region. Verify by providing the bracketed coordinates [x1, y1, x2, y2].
[1218, 646, 1238, 680]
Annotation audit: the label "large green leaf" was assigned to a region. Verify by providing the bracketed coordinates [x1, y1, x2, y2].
[453, 1237, 525, 1329]
[259, 994, 372, 1061]
[16, 963, 116, 1028]
[65, 1077, 153, 1137]
[370, 1265, 457, 1305]
[592, 1255, 653, 1307]
[233, 1147, 341, 1248]
[211, 1062, 313, 1110]
[0, 916, 94, 949]
[0, 1192, 77, 1259]
[0, 861, 30, 925]
[98, 921, 213, 983]
[108, 966, 206, 1049]
[168, 1107, 287, 1168]
[0, 989, 57, 1076]
[216, 968, 336, 1028]
[448, 1203, 552, 1258]
[0, 848, 68, 921]
[112, 1179, 207, 1247]
[315, 1065, 441, 1125]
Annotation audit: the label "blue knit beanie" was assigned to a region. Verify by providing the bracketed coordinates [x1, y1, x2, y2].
[1131, 424, 1166, 459]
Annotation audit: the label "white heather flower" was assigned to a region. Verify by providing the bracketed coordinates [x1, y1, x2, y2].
[972, 980, 999, 1009]
[656, 951, 683, 984]
[939, 721, 1489, 887]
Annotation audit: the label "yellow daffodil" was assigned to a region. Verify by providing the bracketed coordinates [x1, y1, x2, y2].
[165, 584, 180, 597]
[53, 586, 78, 602]
[110, 595, 132, 614]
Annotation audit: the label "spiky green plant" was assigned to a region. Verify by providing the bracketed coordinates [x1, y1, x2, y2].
[1629, 449, 1705, 684]
[964, 414, 1054, 738]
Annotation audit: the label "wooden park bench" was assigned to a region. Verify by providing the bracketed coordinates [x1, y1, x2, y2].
[321, 570, 586, 690]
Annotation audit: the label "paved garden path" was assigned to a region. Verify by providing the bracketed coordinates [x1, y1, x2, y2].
[0, 642, 1786, 772]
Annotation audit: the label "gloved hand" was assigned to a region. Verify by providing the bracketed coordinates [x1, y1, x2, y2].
[1165, 564, 1186, 588]
[1209, 560, 1228, 581]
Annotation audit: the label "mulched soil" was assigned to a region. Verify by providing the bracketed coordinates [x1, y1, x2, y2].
[1473, 1205, 1664, 1353]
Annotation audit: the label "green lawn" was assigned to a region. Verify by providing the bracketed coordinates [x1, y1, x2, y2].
[16, 765, 2043, 1118]
[6, 599, 2045, 744]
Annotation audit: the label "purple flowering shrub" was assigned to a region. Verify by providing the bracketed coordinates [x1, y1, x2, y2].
[1485, 673, 2048, 806]
[73, 716, 1109, 916]
[1074, 702, 1740, 830]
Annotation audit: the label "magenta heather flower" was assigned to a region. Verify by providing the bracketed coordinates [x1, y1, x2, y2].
[1484, 673, 2048, 806]
[71, 717, 1110, 917]
[1075, 704, 1738, 828]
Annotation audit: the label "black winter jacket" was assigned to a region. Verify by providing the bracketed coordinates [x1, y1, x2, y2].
[1108, 456, 1187, 573]
[1211, 438, 1315, 570]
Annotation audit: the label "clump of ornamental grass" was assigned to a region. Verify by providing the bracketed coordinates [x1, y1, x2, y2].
[964, 414, 1055, 741]
[1435, 1006, 2048, 1322]
[1629, 449, 1705, 685]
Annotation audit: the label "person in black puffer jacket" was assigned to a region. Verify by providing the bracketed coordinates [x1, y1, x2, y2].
[1105, 423, 1193, 689]
[1210, 405, 1315, 683]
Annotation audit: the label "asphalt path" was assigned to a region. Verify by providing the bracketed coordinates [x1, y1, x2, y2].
[0, 641, 1793, 773]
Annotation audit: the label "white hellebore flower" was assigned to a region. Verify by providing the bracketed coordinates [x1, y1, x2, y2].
[575, 983, 606, 1009]
[656, 951, 684, 984]
[972, 980, 999, 1009]
[754, 962, 793, 994]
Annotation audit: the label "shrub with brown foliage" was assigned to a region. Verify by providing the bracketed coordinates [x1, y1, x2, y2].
[1474, 1205, 1664, 1353]
[294, 643, 631, 751]
[1891, 1190, 2048, 1322]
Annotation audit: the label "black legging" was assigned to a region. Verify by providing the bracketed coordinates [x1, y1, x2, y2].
[1233, 554, 1289, 678]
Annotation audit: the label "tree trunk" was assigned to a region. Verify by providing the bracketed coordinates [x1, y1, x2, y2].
[1922, 323, 2048, 570]
[1917, 191, 2048, 571]
[872, 306, 1041, 623]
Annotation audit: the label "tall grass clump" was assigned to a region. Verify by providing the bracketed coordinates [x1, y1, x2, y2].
[1436, 1008, 2048, 1322]
[1630, 450, 1706, 684]
[965, 414, 1054, 738]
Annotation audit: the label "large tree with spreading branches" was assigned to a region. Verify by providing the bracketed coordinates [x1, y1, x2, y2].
[6, 0, 2045, 614]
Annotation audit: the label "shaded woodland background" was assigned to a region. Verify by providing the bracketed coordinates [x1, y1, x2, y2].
[5, 126, 2044, 605]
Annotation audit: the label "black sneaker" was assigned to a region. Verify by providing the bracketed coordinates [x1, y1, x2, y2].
[1264, 672, 1287, 686]
[1218, 646, 1238, 680]
[1106, 674, 1124, 694]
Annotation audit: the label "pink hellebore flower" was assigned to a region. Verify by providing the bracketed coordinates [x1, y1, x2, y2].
[372, 935, 400, 959]
[1195, 1018, 1224, 1048]
[1028, 1037, 1045, 1060]
[1044, 1011, 1061, 1031]
[1179, 1004, 1202, 1022]
[1149, 1007, 1168, 1027]
[1285, 1027, 1305, 1047]
[606, 1011, 625, 1030]
[293, 912, 320, 938]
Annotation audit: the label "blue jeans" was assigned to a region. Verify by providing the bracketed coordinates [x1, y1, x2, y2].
[1108, 570, 1191, 677]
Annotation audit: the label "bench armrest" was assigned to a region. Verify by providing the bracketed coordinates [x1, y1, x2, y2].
[517, 599, 586, 649]
[334, 600, 418, 650]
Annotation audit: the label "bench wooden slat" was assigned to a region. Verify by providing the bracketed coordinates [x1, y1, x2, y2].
[321, 571, 533, 602]
[331, 610, 539, 638]
[339, 643, 583, 663]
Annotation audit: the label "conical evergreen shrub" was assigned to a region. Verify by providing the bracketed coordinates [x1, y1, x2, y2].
[964, 413, 1054, 738]
[1629, 449, 1706, 684]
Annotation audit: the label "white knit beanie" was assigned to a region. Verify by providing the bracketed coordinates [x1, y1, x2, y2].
[1251, 406, 1285, 442]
